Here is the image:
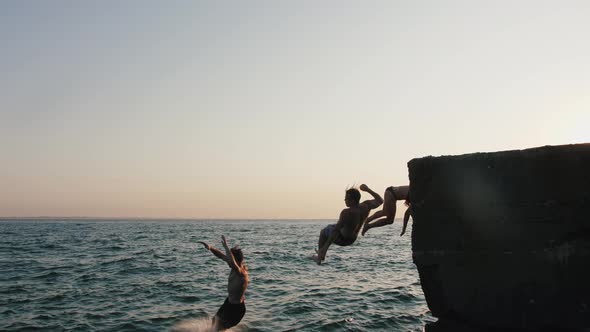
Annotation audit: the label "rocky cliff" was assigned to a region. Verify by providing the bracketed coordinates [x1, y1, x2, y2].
[408, 144, 590, 329]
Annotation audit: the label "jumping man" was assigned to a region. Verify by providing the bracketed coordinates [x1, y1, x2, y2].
[313, 184, 383, 264]
[198, 235, 248, 331]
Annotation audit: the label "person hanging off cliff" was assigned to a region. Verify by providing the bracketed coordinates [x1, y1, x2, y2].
[198, 235, 248, 331]
[361, 185, 411, 236]
[312, 184, 383, 264]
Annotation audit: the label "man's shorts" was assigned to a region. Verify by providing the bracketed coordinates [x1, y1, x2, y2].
[321, 224, 356, 246]
[215, 297, 246, 330]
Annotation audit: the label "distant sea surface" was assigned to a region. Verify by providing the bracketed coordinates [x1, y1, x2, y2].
[0, 219, 434, 331]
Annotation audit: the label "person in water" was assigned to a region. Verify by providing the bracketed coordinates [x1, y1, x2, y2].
[313, 184, 383, 264]
[361, 185, 410, 236]
[198, 235, 248, 331]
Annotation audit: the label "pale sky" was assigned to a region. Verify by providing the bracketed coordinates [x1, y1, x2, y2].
[1, 1, 589, 219]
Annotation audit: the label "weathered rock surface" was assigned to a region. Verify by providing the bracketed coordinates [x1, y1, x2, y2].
[409, 144, 590, 329]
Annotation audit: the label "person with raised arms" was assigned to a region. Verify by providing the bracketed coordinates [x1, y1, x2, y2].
[198, 235, 248, 331]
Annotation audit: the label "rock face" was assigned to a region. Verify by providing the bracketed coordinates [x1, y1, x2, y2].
[408, 144, 590, 329]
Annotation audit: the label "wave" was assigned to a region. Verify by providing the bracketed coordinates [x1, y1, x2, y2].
[31, 271, 61, 280]
[99, 256, 136, 266]
[174, 295, 201, 303]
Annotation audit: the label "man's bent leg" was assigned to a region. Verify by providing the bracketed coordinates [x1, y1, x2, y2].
[365, 209, 386, 224]
[317, 225, 331, 251]
[364, 217, 394, 231]
[314, 224, 337, 264]
[363, 189, 396, 235]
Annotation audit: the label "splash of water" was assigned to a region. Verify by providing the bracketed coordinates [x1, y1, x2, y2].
[170, 317, 216, 332]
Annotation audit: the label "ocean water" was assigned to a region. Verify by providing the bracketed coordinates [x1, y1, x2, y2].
[0, 220, 434, 331]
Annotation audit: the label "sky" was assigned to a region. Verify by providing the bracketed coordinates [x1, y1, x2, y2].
[1, 1, 589, 219]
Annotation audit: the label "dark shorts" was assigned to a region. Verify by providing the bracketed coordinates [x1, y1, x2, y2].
[214, 297, 246, 330]
[321, 224, 356, 246]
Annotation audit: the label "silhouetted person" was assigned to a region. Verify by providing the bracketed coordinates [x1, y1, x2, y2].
[198, 235, 248, 331]
[362, 185, 410, 236]
[313, 184, 383, 264]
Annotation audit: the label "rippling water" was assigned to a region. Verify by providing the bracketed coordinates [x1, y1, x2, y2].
[0, 220, 434, 331]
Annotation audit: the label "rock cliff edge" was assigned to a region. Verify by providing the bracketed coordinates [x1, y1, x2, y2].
[409, 143, 590, 329]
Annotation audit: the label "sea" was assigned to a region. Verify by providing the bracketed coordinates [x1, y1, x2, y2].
[0, 219, 435, 331]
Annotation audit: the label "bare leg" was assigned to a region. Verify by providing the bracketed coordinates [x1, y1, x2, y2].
[365, 209, 386, 223]
[362, 215, 395, 236]
[318, 229, 328, 252]
[313, 228, 330, 264]
[362, 189, 396, 235]
[364, 216, 394, 231]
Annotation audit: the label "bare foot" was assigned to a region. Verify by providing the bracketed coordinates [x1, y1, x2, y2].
[311, 254, 322, 265]
[361, 223, 369, 236]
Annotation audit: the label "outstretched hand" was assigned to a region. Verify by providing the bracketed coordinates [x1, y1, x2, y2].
[359, 184, 369, 191]
[221, 235, 229, 248]
[198, 241, 211, 250]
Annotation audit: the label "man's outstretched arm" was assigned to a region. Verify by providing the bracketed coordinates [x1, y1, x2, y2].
[221, 235, 242, 273]
[198, 241, 227, 260]
[400, 207, 412, 236]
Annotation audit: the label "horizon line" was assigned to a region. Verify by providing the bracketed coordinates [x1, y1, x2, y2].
[0, 216, 338, 221]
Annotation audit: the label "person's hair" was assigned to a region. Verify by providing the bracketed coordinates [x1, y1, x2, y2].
[231, 246, 244, 265]
[345, 188, 361, 203]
